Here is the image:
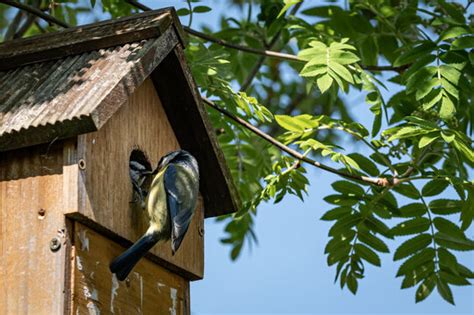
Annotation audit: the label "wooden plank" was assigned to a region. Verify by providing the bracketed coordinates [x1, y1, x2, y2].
[0, 142, 68, 314]
[72, 222, 189, 315]
[0, 9, 181, 71]
[76, 78, 204, 280]
[151, 45, 240, 217]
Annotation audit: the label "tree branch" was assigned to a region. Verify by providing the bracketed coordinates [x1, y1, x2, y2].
[203, 97, 392, 187]
[0, 0, 70, 28]
[13, 0, 41, 39]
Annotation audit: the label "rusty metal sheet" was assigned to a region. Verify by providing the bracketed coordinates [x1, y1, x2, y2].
[0, 27, 179, 151]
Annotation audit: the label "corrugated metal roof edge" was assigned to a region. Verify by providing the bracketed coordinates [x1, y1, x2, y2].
[0, 8, 186, 71]
[0, 25, 180, 152]
[0, 114, 96, 152]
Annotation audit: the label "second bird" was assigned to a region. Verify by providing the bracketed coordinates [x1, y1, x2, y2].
[110, 150, 200, 281]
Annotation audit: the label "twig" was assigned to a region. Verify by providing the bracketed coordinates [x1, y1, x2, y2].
[203, 97, 391, 187]
[0, 0, 70, 28]
[4, 7, 23, 40]
[13, 0, 41, 39]
[125, 0, 150, 11]
[34, 20, 46, 33]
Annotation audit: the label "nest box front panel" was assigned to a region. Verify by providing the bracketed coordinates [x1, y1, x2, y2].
[73, 78, 204, 279]
[0, 142, 69, 314]
[71, 222, 189, 314]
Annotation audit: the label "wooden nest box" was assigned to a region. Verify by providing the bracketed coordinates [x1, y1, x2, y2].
[0, 8, 238, 314]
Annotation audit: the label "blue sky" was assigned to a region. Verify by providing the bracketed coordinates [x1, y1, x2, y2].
[78, 0, 474, 313]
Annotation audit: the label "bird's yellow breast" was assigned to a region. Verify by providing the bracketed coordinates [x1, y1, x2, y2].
[145, 167, 170, 235]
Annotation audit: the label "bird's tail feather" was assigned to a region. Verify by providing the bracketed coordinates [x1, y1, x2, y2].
[109, 233, 158, 281]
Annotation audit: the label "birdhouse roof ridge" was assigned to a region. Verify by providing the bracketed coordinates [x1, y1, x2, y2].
[0, 8, 185, 71]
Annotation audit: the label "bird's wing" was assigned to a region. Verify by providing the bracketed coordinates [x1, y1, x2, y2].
[163, 164, 197, 254]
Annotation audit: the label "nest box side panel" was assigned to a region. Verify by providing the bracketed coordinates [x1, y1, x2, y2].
[75, 78, 204, 280]
[0, 142, 70, 314]
[71, 222, 189, 314]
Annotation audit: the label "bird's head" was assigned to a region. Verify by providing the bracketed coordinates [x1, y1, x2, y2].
[155, 150, 198, 174]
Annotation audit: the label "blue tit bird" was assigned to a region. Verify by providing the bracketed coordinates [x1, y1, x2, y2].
[129, 159, 153, 208]
[129, 150, 154, 207]
[110, 150, 199, 281]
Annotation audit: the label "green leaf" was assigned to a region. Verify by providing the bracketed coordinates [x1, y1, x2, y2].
[387, 126, 433, 142]
[275, 114, 318, 132]
[437, 278, 455, 305]
[332, 181, 365, 196]
[440, 131, 455, 143]
[461, 191, 474, 230]
[331, 51, 360, 65]
[90, 0, 96, 7]
[415, 275, 436, 303]
[440, 65, 461, 85]
[397, 248, 436, 277]
[429, 199, 461, 215]
[419, 134, 439, 148]
[358, 230, 390, 253]
[433, 217, 465, 239]
[325, 230, 356, 254]
[439, 27, 468, 41]
[393, 185, 420, 200]
[391, 218, 431, 236]
[300, 64, 327, 77]
[329, 214, 361, 236]
[393, 234, 432, 261]
[230, 242, 243, 260]
[193, 5, 212, 13]
[347, 153, 379, 176]
[320, 207, 352, 221]
[365, 216, 393, 239]
[176, 8, 191, 16]
[354, 243, 381, 266]
[394, 42, 437, 66]
[324, 194, 359, 206]
[329, 62, 353, 83]
[398, 203, 427, 217]
[278, 0, 301, 18]
[327, 243, 351, 266]
[452, 138, 474, 163]
[452, 36, 474, 50]
[317, 74, 334, 94]
[422, 179, 449, 197]
[421, 89, 443, 110]
[401, 262, 434, 289]
[434, 232, 474, 251]
[440, 96, 456, 120]
[346, 273, 358, 294]
[457, 263, 474, 279]
[439, 271, 470, 286]
[438, 248, 459, 275]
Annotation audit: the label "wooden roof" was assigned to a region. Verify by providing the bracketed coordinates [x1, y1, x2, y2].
[0, 8, 239, 218]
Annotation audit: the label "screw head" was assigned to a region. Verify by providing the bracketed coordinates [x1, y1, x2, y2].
[50, 237, 61, 252]
[78, 159, 86, 170]
[38, 208, 46, 219]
